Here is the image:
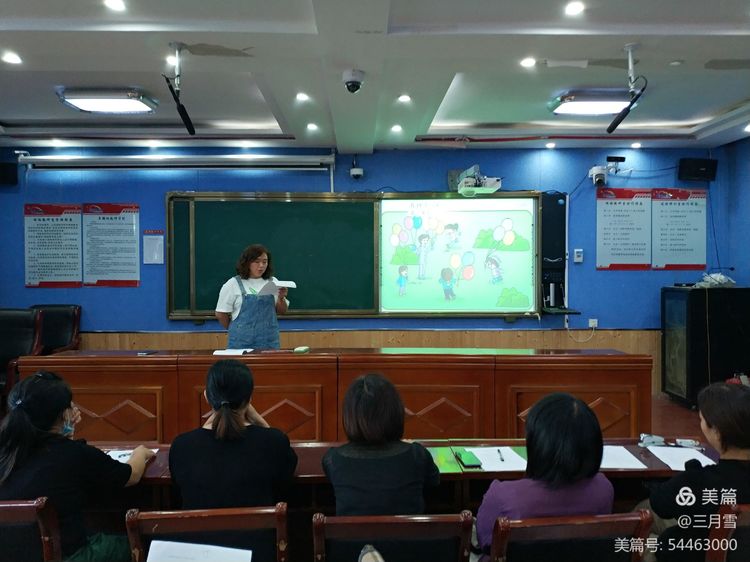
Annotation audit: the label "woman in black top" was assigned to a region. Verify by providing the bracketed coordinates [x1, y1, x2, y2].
[0, 371, 154, 562]
[323, 373, 440, 516]
[649, 383, 750, 562]
[169, 359, 297, 508]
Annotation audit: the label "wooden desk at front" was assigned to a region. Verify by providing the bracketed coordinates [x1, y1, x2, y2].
[18, 348, 652, 442]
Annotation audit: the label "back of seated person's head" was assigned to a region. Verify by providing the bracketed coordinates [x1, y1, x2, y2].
[697, 382, 750, 453]
[343, 374, 404, 445]
[205, 359, 254, 441]
[525, 393, 603, 488]
[0, 371, 72, 484]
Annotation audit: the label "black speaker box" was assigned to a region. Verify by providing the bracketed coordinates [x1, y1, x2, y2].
[0, 163, 18, 185]
[541, 192, 567, 272]
[678, 158, 717, 182]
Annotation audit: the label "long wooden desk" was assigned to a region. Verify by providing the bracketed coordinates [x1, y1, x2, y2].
[18, 348, 652, 442]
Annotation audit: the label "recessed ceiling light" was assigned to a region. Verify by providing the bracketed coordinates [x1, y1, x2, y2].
[306, 123, 319, 131]
[744, 123, 750, 132]
[166, 55, 177, 66]
[520, 57, 537, 68]
[545, 142, 556, 149]
[391, 124, 403, 133]
[565, 2, 585, 16]
[59, 89, 157, 114]
[2, 51, 22, 65]
[296, 92, 310, 102]
[668, 60, 684, 67]
[147, 140, 160, 148]
[104, 0, 126, 12]
[51, 139, 65, 147]
[631, 142, 642, 149]
[549, 89, 631, 115]
[397, 94, 411, 103]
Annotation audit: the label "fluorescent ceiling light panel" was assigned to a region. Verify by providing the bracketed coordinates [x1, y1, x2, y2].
[59, 89, 157, 114]
[549, 89, 631, 115]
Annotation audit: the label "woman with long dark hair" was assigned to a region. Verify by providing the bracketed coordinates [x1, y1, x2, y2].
[0, 371, 154, 561]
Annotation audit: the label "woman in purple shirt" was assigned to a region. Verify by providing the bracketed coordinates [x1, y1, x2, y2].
[476, 393, 614, 551]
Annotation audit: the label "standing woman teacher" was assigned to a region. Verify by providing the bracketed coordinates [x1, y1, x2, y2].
[215, 244, 289, 350]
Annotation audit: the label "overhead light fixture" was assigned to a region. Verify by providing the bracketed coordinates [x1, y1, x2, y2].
[549, 89, 631, 115]
[631, 142, 642, 149]
[391, 124, 403, 133]
[306, 123, 319, 131]
[565, 2, 585, 16]
[2, 51, 22, 64]
[104, 0, 126, 12]
[296, 92, 310, 102]
[545, 142, 556, 149]
[58, 88, 157, 114]
[744, 123, 750, 133]
[520, 57, 537, 68]
[397, 94, 412, 103]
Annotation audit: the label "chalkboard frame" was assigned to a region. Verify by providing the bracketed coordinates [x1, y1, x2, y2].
[167, 191, 542, 320]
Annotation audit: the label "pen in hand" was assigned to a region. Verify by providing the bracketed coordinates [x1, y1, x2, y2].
[497, 448, 505, 462]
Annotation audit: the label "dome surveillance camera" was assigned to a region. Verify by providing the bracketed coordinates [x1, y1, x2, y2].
[589, 165, 607, 187]
[350, 167, 364, 179]
[342, 69, 365, 93]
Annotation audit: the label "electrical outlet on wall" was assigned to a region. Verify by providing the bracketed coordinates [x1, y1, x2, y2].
[588, 318, 598, 328]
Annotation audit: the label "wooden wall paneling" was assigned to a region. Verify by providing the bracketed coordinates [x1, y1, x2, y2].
[17, 353, 180, 442]
[338, 352, 495, 440]
[494, 352, 652, 439]
[176, 354, 338, 441]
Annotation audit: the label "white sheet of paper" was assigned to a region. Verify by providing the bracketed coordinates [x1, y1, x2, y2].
[464, 447, 527, 472]
[257, 280, 296, 296]
[143, 235, 164, 265]
[601, 446, 648, 470]
[647, 446, 715, 471]
[147, 540, 251, 562]
[107, 449, 158, 463]
[213, 349, 254, 355]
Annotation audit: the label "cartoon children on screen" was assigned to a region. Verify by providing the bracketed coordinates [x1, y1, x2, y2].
[439, 267, 456, 301]
[397, 265, 408, 296]
[485, 253, 503, 285]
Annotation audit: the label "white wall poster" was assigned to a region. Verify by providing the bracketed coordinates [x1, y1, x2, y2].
[83, 203, 140, 286]
[24, 204, 83, 287]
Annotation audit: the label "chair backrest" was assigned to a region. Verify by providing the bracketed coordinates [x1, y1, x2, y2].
[490, 509, 653, 562]
[125, 503, 288, 562]
[312, 510, 473, 562]
[29, 305, 81, 355]
[0, 308, 43, 392]
[706, 503, 750, 562]
[0, 497, 62, 562]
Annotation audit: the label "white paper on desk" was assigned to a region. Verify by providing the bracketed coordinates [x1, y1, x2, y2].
[147, 540, 251, 562]
[256, 280, 296, 296]
[213, 348, 254, 355]
[601, 446, 647, 470]
[647, 446, 715, 471]
[107, 449, 158, 463]
[465, 447, 527, 472]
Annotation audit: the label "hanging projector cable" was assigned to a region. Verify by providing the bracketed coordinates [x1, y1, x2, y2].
[607, 44, 648, 134]
[163, 42, 196, 135]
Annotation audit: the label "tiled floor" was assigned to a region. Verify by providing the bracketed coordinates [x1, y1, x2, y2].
[651, 392, 702, 437]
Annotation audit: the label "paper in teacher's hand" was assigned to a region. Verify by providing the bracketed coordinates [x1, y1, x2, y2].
[257, 280, 296, 297]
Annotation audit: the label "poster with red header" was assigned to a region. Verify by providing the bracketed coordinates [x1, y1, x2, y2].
[82, 203, 140, 287]
[24, 204, 83, 287]
[651, 189, 706, 270]
[596, 188, 652, 270]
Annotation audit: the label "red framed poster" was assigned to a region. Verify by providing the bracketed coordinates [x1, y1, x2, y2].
[596, 188, 652, 270]
[24, 204, 83, 288]
[82, 203, 140, 287]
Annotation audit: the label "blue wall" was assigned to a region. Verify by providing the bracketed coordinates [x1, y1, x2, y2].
[0, 143, 738, 333]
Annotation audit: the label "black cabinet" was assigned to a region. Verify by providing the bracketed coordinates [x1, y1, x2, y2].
[661, 287, 750, 405]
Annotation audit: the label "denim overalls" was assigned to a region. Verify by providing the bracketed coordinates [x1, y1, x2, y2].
[226, 275, 280, 349]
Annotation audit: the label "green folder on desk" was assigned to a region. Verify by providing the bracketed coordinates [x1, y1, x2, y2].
[427, 447, 463, 474]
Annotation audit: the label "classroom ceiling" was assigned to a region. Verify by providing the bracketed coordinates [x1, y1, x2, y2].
[2, 0, 750, 152]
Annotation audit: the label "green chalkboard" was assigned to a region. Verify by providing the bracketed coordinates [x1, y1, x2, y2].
[168, 193, 377, 318]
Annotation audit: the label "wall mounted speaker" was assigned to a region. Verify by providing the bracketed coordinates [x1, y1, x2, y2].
[0, 163, 18, 185]
[678, 158, 717, 182]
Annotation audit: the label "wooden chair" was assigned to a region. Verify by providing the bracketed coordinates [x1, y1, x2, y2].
[125, 503, 288, 562]
[0, 497, 62, 562]
[312, 510, 473, 562]
[490, 509, 653, 562]
[705, 503, 750, 562]
[29, 304, 81, 354]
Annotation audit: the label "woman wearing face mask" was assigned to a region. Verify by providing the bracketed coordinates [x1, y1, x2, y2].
[0, 371, 155, 562]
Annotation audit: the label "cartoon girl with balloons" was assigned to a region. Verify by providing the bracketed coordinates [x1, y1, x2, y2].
[485, 253, 503, 285]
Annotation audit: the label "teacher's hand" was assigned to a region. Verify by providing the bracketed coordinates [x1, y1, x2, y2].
[245, 403, 271, 428]
[277, 287, 288, 299]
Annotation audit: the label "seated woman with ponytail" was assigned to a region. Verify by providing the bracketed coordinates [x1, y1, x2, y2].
[169, 358, 297, 508]
[0, 371, 155, 562]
